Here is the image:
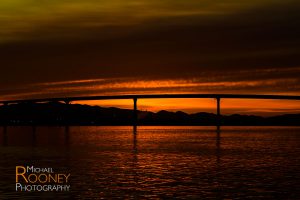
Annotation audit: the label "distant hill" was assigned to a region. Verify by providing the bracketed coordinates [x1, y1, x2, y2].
[0, 102, 299, 126]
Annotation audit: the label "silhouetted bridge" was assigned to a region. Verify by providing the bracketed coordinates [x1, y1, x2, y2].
[1, 94, 300, 126]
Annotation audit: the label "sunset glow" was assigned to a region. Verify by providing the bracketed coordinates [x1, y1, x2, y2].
[76, 98, 300, 116]
[0, 0, 299, 116]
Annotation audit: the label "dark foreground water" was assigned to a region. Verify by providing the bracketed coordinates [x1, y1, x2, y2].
[0, 126, 299, 199]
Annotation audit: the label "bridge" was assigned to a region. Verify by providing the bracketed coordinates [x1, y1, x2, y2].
[1, 94, 300, 126]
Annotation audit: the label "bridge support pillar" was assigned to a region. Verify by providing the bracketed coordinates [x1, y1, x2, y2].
[133, 98, 138, 126]
[216, 97, 221, 126]
[64, 100, 71, 126]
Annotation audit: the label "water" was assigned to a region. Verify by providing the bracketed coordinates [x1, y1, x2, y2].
[0, 126, 299, 199]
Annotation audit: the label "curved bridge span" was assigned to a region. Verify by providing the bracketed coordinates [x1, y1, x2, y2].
[1, 94, 300, 126]
[1, 94, 300, 104]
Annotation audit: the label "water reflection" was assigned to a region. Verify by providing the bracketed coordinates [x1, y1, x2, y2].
[132, 126, 139, 198]
[1, 126, 73, 147]
[1, 126, 300, 199]
[133, 126, 137, 153]
[216, 125, 221, 164]
[65, 126, 70, 146]
[215, 126, 223, 200]
[32, 126, 36, 146]
[3, 126, 7, 146]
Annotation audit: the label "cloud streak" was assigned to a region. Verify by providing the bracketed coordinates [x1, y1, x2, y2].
[0, 67, 299, 100]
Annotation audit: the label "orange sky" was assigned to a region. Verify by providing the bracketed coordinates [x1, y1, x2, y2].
[77, 98, 300, 116]
[0, 77, 299, 116]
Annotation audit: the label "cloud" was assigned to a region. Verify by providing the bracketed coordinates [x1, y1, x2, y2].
[0, 67, 299, 100]
[0, 0, 299, 99]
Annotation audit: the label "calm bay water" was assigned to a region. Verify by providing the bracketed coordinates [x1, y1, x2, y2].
[0, 126, 299, 199]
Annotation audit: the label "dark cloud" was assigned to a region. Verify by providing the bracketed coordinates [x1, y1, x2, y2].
[0, 0, 299, 98]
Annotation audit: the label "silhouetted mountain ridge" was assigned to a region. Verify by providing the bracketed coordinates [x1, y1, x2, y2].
[0, 102, 299, 126]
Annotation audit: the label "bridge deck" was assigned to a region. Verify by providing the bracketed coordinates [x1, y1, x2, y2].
[1, 94, 300, 104]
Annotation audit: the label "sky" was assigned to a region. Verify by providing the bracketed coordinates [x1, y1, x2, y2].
[0, 0, 300, 115]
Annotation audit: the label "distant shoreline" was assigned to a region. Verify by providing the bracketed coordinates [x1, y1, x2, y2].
[0, 102, 299, 126]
